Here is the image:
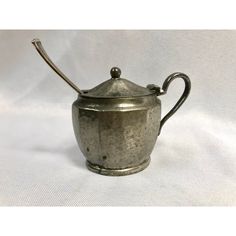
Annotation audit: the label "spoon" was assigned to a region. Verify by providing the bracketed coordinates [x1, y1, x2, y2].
[32, 38, 82, 94]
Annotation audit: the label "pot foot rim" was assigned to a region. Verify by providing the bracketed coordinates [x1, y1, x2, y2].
[86, 158, 150, 176]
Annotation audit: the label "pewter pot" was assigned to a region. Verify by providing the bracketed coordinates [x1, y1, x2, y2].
[32, 39, 191, 176]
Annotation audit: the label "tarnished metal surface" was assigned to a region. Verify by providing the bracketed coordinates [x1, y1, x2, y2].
[83, 67, 155, 98]
[72, 95, 160, 176]
[32, 39, 191, 176]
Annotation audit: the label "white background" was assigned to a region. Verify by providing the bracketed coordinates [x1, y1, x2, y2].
[0, 30, 235, 206]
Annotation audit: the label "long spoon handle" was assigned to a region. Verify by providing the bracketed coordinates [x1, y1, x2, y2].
[32, 39, 82, 94]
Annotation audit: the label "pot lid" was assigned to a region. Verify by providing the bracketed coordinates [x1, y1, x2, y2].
[81, 67, 155, 98]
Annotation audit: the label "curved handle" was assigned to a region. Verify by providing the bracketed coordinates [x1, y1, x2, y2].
[158, 72, 191, 135]
[32, 39, 82, 94]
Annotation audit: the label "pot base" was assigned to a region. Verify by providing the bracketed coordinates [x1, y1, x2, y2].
[86, 158, 150, 176]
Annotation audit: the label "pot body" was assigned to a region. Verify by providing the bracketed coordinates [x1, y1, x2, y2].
[72, 94, 161, 176]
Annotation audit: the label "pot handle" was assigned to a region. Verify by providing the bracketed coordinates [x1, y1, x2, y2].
[157, 72, 191, 135]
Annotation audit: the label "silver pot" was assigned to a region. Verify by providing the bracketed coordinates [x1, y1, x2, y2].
[32, 39, 191, 176]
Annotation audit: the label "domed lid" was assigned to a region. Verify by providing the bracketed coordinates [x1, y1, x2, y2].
[81, 67, 155, 98]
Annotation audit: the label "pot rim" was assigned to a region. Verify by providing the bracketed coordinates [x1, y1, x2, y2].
[79, 89, 158, 99]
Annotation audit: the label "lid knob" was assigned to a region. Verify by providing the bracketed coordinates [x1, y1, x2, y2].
[110, 67, 121, 79]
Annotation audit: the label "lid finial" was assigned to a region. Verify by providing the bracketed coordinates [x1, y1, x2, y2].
[110, 67, 121, 79]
